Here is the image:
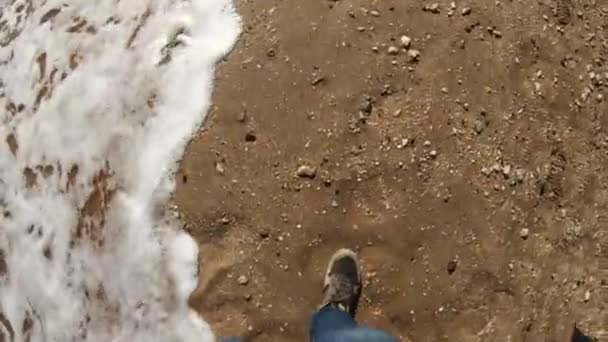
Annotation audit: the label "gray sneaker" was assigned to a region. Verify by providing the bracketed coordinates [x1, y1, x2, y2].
[319, 249, 362, 318]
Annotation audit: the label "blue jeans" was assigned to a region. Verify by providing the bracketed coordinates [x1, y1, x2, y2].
[219, 307, 398, 342]
[310, 306, 398, 342]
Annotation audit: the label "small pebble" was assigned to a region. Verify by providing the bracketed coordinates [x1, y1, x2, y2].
[388, 46, 399, 55]
[215, 162, 225, 175]
[400, 35, 412, 49]
[370, 10, 380, 17]
[519, 228, 530, 240]
[447, 260, 457, 275]
[296, 165, 317, 178]
[584, 290, 591, 302]
[502, 164, 512, 177]
[237, 111, 247, 122]
[237, 275, 249, 285]
[424, 3, 440, 13]
[461, 7, 472, 15]
[311, 75, 325, 86]
[473, 120, 484, 134]
[360, 96, 373, 115]
[245, 132, 257, 142]
[514, 168, 526, 183]
[408, 49, 421, 62]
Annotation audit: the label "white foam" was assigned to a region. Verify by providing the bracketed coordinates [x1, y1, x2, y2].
[0, 0, 240, 341]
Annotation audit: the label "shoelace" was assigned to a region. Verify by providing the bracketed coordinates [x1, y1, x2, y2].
[322, 273, 360, 313]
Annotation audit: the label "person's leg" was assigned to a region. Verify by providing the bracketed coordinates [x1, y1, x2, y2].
[310, 306, 357, 339]
[327, 327, 399, 342]
[310, 249, 398, 342]
[311, 306, 397, 342]
[310, 249, 361, 341]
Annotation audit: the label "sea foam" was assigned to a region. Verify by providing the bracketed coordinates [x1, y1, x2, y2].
[0, 0, 240, 341]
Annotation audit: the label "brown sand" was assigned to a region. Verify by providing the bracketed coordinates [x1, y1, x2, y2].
[176, 0, 607, 340]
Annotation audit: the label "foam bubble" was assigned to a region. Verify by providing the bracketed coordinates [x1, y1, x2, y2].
[0, 0, 240, 341]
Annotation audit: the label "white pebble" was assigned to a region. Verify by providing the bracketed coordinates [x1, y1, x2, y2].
[296, 165, 316, 178]
[400, 35, 412, 49]
[237, 275, 249, 285]
[408, 49, 421, 61]
[388, 46, 399, 55]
